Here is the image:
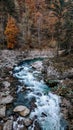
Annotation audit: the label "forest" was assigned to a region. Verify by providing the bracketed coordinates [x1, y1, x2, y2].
[0, 0, 73, 51]
[0, 0, 73, 130]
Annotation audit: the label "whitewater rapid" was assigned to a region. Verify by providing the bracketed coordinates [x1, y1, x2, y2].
[13, 60, 65, 130]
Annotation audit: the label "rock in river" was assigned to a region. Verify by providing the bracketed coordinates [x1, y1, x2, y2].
[24, 118, 32, 127]
[13, 105, 30, 117]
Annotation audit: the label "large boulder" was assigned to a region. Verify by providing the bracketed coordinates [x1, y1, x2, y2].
[13, 105, 30, 117]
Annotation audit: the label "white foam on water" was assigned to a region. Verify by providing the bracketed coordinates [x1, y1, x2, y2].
[13, 63, 65, 130]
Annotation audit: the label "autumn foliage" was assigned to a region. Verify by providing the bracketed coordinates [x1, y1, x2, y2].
[4, 16, 19, 49]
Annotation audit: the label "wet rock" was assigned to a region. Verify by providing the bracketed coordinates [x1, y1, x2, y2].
[34, 120, 42, 130]
[0, 105, 6, 118]
[13, 105, 30, 117]
[19, 110, 30, 117]
[13, 105, 26, 112]
[0, 95, 13, 105]
[13, 113, 19, 121]
[46, 80, 59, 87]
[36, 92, 42, 96]
[17, 120, 27, 130]
[24, 118, 32, 127]
[30, 102, 37, 111]
[13, 119, 27, 130]
[3, 120, 13, 130]
[41, 112, 47, 117]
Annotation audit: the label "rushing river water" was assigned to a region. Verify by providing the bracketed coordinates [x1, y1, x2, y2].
[13, 59, 66, 130]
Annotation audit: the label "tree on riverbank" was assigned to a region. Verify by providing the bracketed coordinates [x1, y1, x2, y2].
[4, 16, 19, 49]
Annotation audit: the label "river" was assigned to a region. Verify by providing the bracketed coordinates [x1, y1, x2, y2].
[13, 59, 66, 130]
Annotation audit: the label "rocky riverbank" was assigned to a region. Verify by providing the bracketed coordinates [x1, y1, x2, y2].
[0, 49, 73, 130]
[0, 49, 54, 130]
[42, 55, 73, 130]
[0, 50, 26, 130]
